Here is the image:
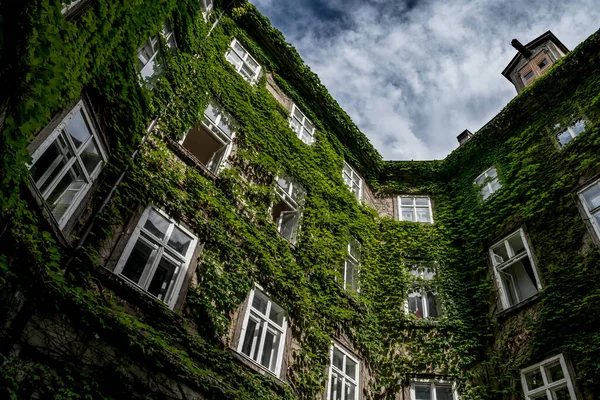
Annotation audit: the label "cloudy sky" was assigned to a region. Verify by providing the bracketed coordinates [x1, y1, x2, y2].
[250, 0, 600, 160]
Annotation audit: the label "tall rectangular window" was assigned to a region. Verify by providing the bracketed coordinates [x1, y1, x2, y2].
[398, 196, 433, 223]
[200, 0, 213, 14]
[556, 120, 586, 147]
[28, 101, 108, 229]
[520, 354, 577, 400]
[578, 179, 600, 241]
[273, 175, 305, 245]
[327, 344, 360, 400]
[406, 262, 442, 319]
[343, 161, 362, 201]
[114, 207, 198, 309]
[339, 236, 360, 292]
[289, 104, 315, 145]
[474, 167, 501, 200]
[411, 380, 458, 400]
[237, 288, 287, 376]
[490, 229, 541, 309]
[137, 20, 177, 88]
[225, 39, 262, 84]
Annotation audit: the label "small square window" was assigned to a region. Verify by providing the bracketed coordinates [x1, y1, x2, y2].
[237, 288, 288, 376]
[474, 167, 501, 200]
[180, 101, 238, 174]
[114, 206, 198, 309]
[490, 229, 541, 309]
[411, 379, 458, 400]
[398, 196, 433, 223]
[520, 354, 577, 400]
[339, 236, 360, 292]
[327, 344, 360, 400]
[137, 20, 177, 88]
[556, 120, 586, 147]
[289, 104, 315, 145]
[272, 175, 305, 245]
[342, 161, 362, 201]
[28, 101, 108, 229]
[225, 39, 262, 84]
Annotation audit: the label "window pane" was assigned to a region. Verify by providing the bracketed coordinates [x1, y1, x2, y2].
[414, 385, 432, 400]
[233, 41, 246, 57]
[345, 382, 356, 399]
[143, 209, 170, 240]
[293, 107, 304, 120]
[557, 130, 572, 146]
[330, 373, 343, 400]
[436, 386, 453, 400]
[66, 109, 92, 149]
[525, 368, 544, 390]
[507, 233, 526, 256]
[500, 259, 538, 306]
[251, 291, 269, 315]
[304, 119, 314, 132]
[348, 237, 360, 261]
[268, 303, 285, 326]
[491, 242, 509, 265]
[524, 70, 535, 80]
[279, 211, 300, 243]
[545, 361, 565, 383]
[415, 197, 429, 206]
[240, 64, 255, 81]
[241, 318, 259, 358]
[121, 240, 155, 285]
[332, 347, 344, 371]
[401, 207, 416, 221]
[401, 197, 414, 205]
[226, 50, 243, 69]
[45, 164, 86, 222]
[416, 208, 432, 223]
[489, 177, 501, 192]
[260, 329, 280, 371]
[582, 184, 600, 211]
[80, 138, 103, 175]
[408, 293, 424, 318]
[245, 56, 259, 70]
[345, 259, 358, 291]
[290, 118, 301, 134]
[571, 120, 586, 135]
[30, 134, 73, 192]
[146, 257, 178, 300]
[345, 357, 357, 379]
[167, 226, 193, 256]
[551, 386, 571, 400]
[426, 292, 441, 318]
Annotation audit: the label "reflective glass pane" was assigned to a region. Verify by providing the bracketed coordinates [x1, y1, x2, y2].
[260, 329, 280, 371]
[143, 209, 171, 240]
[241, 318, 259, 358]
[416, 208, 432, 223]
[525, 368, 544, 390]
[121, 239, 154, 285]
[426, 292, 441, 318]
[268, 303, 285, 326]
[401, 197, 414, 205]
[240, 64, 255, 81]
[525, 70, 535, 80]
[279, 211, 299, 243]
[245, 57, 259, 70]
[545, 361, 565, 383]
[146, 257, 178, 300]
[226, 50, 243, 69]
[233, 41, 246, 57]
[436, 386, 454, 400]
[345, 259, 358, 291]
[582, 184, 600, 211]
[293, 107, 304, 120]
[415, 197, 429, 206]
[414, 385, 432, 400]
[167, 226, 193, 256]
[345, 357, 357, 379]
[571, 120, 586, 135]
[557, 130, 573, 146]
[401, 207, 416, 221]
[491, 242, 509, 265]
[46, 164, 86, 222]
[330, 373, 343, 400]
[290, 118, 301, 134]
[408, 293, 424, 318]
[277, 176, 292, 194]
[30, 134, 73, 192]
[80, 138, 102, 175]
[490, 177, 501, 192]
[487, 168, 498, 178]
[345, 382, 356, 399]
[251, 291, 269, 315]
[348, 237, 360, 260]
[66, 109, 92, 149]
[332, 347, 344, 371]
[304, 119, 314, 132]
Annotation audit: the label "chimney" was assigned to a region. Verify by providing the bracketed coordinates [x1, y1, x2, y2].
[511, 39, 532, 58]
[457, 129, 473, 146]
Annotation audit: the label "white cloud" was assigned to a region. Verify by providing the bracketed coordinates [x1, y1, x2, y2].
[251, 0, 600, 160]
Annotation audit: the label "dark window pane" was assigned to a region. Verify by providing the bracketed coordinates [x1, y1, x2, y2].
[427, 292, 441, 318]
[121, 240, 154, 285]
[45, 164, 86, 222]
[143, 209, 170, 239]
[241, 318, 258, 358]
[167, 226, 192, 256]
[146, 257, 178, 300]
[332, 348, 344, 371]
[415, 385, 432, 400]
[80, 138, 103, 175]
[436, 386, 453, 400]
[66, 109, 92, 149]
[408, 293, 424, 318]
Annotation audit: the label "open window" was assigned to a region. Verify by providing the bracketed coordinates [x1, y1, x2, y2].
[289, 103, 315, 145]
[200, 0, 213, 15]
[338, 236, 360, 292]
[28, 100, 108, 230]
[474, 166, 501, 200]
[327, 343, 360, 400]
[521, 354, 577, 400]
[137, 20, 177, 88]
[406, 262, 442, 319]
[272, 175, 305, 245]
[180, 101, 238, 174]
[490, 229, 542, 309]
[225, 39, 262, 84]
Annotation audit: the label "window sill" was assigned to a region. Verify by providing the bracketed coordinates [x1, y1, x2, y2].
[227, 348, 287, 386]
[495, 293, 541, 321]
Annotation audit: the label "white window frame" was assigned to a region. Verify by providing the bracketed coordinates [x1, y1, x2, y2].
[343, 161, 363, 202]
[577, 178, 600, 241]
[237, 287, 288, 377]
[474, 167, 501, 201]
[327, 343, 360, 400]
[410, 378, 459, 400]
[28, 100, 108, 229]
[179, 100, 237, 174]
[289, 103, 315, 145]
[61, 0, 84, 14]
[114, 206, 198, 309]
[274, 175, 305, 245]
[556, 120, 586, 147]
[489, 229, 542, 309]
[137, 20, 177, 87]
[398, 195, 434, 223]
[225, 38, 262, 84]
[340, 236, 360, 292]
[405, 262, 442, 319]
[200, 0, 213, 15]
[520, 354, 577, 400]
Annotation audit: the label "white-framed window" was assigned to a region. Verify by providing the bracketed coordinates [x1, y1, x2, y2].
[28, 101, 108, 229]
[474, 167, 501, 201]
[520, 354, 577, 400]
[273, 175, 305, 245]
[327, 344, 360, 400]
[343, 161, 362, 201]
[200, 0, 213, 14]
[237, 288, 287, 377]
[61, 0, 84, 14]
[490, 229, 541, 309]
[225, 39, 262, 84]
[411, 379, 458, 400]
[406, 262, 442, 319]
[577, 178, 600, 241]
[137, 20, 177, 88]
[338, 236, 360, 292]
[114, 206, 198, 309]
[180, 100, 238, 174]
[398, 196, 433, 223]
[556, 120, 586, 147]
[289, 104, 315, 145]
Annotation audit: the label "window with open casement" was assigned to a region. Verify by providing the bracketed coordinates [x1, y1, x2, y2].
[114, 206, 198, 309]
[137, 20, 177, 88]
[272, 175, 305, 245]
[225, 39, 262, 84]
[289, 103, 315, 145]
[577, 178, 600, 242]
[28, 101, 108, 230]
[237, 288, 288, 377]
[180, 100, 238, 174]
[338, 236, 360, 292]
[490, 229, 541, 309]
[521, 354, 577, 400]
[327, 344, 360, 400]
[411, 379, 458, 400]
[474, 167, 501, 200]
[343, 161, 362, 201]
[398, 196, 433, 223]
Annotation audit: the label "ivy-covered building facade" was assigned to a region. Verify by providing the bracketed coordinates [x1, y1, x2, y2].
[1, 1, 599, 399]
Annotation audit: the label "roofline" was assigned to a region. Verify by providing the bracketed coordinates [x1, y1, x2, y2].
[501, 31, 569, 80]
